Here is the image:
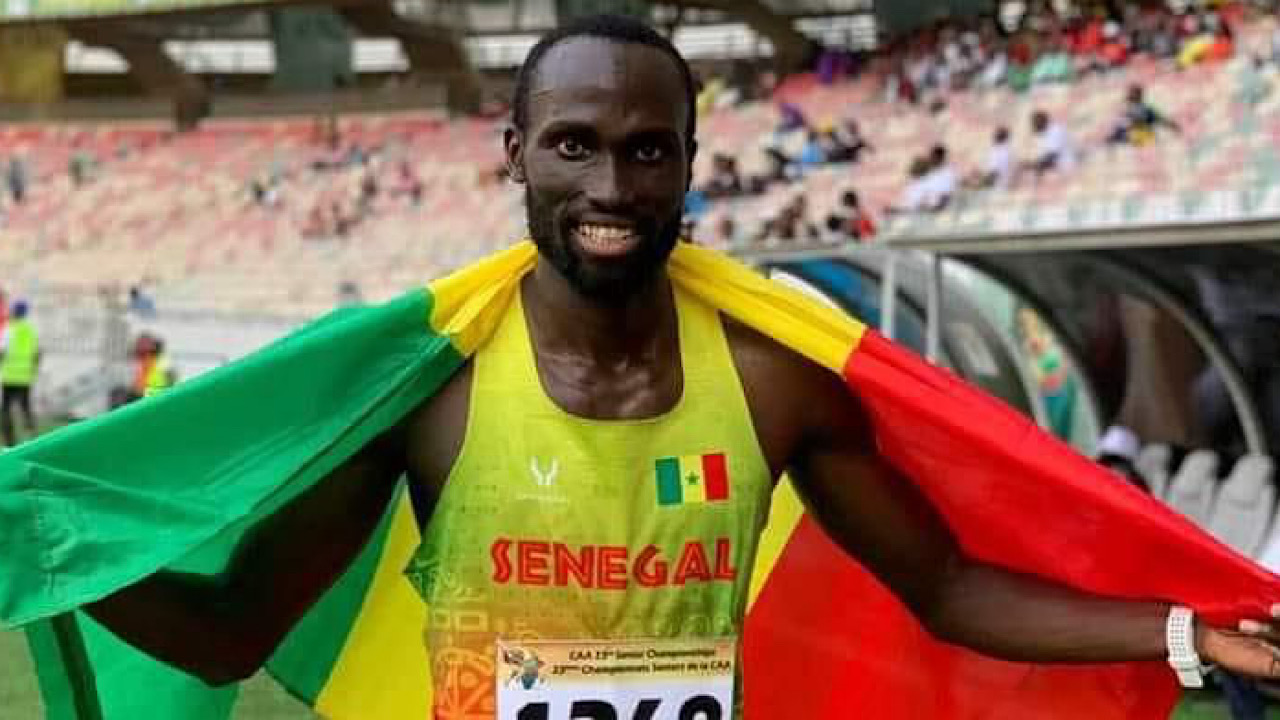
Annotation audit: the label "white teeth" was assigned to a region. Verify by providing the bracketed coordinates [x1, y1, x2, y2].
[578, 223, 634, 241]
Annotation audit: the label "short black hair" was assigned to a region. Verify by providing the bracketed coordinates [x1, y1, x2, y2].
[512, 14, 698, 147]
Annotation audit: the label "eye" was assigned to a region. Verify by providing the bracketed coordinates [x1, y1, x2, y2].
[635, 143, 665, 163]
[556, 137, 589, 160]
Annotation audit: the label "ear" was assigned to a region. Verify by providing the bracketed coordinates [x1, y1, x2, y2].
[503, 126, 527, 184]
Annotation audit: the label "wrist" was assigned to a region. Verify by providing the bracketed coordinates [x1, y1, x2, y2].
[1167, 605, 1209, 688]
[1194, 617, 1210, 659]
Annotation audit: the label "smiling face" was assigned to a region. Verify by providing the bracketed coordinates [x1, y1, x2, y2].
[505, 38, 695, 304]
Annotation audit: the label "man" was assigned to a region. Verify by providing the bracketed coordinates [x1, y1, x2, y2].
[885, 155, 934, 215]
[0, 300, 39, 447]
[965, 126, 1014, 190]
[825, 189, 877, 241]
[921, 143, 958, 210]
[134, 333, 176, 398]
[6, 155, 26, 204]
[1028, 110, 1079, 177]
[79, 15, 1280, 718]
[1107, 84, 1181, 146]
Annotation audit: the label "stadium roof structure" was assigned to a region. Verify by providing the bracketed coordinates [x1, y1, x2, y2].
[738, 217, 1280, 458]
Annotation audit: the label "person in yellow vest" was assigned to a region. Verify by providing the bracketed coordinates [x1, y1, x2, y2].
[133, 333, 177, 399]
[0, 300, 39, 447]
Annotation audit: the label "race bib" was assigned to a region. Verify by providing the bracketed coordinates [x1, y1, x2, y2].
[495, 637, 736, 720]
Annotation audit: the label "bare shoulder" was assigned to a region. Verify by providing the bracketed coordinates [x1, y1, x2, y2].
[720, 315, 874, 475]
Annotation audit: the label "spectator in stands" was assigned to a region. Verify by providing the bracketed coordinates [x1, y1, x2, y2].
[764, 195, 820, 243]
[1030, 37, 1076, 86]
[360, 169, 379, 211]
[68, 138, 97, 188]
[1097, 21, 1130, 69]
[702, 154, 745, 198]
[827, 119, 873, 164]
[6, 156, 27, 204]
[1178, 10, 1234, 69]
[756, 146, 799, 188]
[822, 215, 850, 244]
[1095, 425, 1149, 494]
[1148, 16, 1179, 59]
[396, 161, 423, 205]
[976, 42, 1009, 90]
[826, 190, 877, 242]
[133, 333, 176, 399]
[798, 130, 828, 169]
[127, 286, 156, 317]
[775, 102, 809, 135]
[921, 144, 958, 211]
[1107, 85, 1181, 146]
[965, 127, 1015, 190]
[714, 216, 742, 248]
[886, 156, 937, 215]
[0, 300, 39, 447]
[885, 62, 919, 105]
[1027, 111, 1078, 177]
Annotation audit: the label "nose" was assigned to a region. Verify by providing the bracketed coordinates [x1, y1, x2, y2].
[584, 154, 632, 209]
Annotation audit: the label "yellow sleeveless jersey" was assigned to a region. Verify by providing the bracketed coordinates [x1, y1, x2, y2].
[407, 284, 772, 719]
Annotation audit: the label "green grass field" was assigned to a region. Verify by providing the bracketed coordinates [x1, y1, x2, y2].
[0, 628, 317, 719]
[2, 623, 1277, 719]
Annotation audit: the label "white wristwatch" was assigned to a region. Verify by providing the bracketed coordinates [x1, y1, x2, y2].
[1166, 605, 1206, 688]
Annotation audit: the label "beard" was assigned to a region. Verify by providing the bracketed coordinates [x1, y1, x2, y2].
[526, 187, 682, 305]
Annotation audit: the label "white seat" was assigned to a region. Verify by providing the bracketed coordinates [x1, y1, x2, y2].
[1165, 449, 1220, 526]
[1206, 455, 1276, 558]
[1135, 443, 1173, 500]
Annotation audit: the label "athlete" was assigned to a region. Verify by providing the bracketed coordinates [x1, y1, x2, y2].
[84, 14, 1280, 718]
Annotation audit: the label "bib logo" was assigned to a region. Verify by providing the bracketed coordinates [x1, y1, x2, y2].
[499, 642, 547, 690]
[530, 457, 559, 488]
[491, 538, 737, 589]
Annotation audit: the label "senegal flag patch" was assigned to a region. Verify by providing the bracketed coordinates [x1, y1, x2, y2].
[655, 453, 729, 506]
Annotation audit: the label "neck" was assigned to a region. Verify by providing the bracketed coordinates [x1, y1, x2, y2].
[523, 258, 675, 362]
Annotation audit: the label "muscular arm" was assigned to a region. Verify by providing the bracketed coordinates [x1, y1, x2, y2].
[85, 428, 406, 685]
[729, 322, 1169, 664]
[788, 379, 1169, 663]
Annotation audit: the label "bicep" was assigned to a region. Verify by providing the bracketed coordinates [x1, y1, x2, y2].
[787, 381, 961, 619]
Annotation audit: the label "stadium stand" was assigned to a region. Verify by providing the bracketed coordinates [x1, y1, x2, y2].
[0, 6, 1275, 421]
[1165, 448, 1222, 526]
[1136, 442, 1175, 499]
[3, 12, 1280, 317]
[1206, 454, 1277, 558]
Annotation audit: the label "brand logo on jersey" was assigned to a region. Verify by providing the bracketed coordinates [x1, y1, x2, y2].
[491, 538, 737, 589]
[655, 453, 729, 506]
[530, 457, 560, 487]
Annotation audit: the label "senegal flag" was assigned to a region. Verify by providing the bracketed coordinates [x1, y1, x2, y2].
[2, 241, 1278, 719]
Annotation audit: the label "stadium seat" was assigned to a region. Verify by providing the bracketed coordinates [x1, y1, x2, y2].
[1165, 449, 1221, 526]
[1206, 455, 1277, 558]
[1135, 443, 1173, 500]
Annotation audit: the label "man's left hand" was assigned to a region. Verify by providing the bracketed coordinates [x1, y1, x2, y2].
[1201, 611, 1280, 679]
